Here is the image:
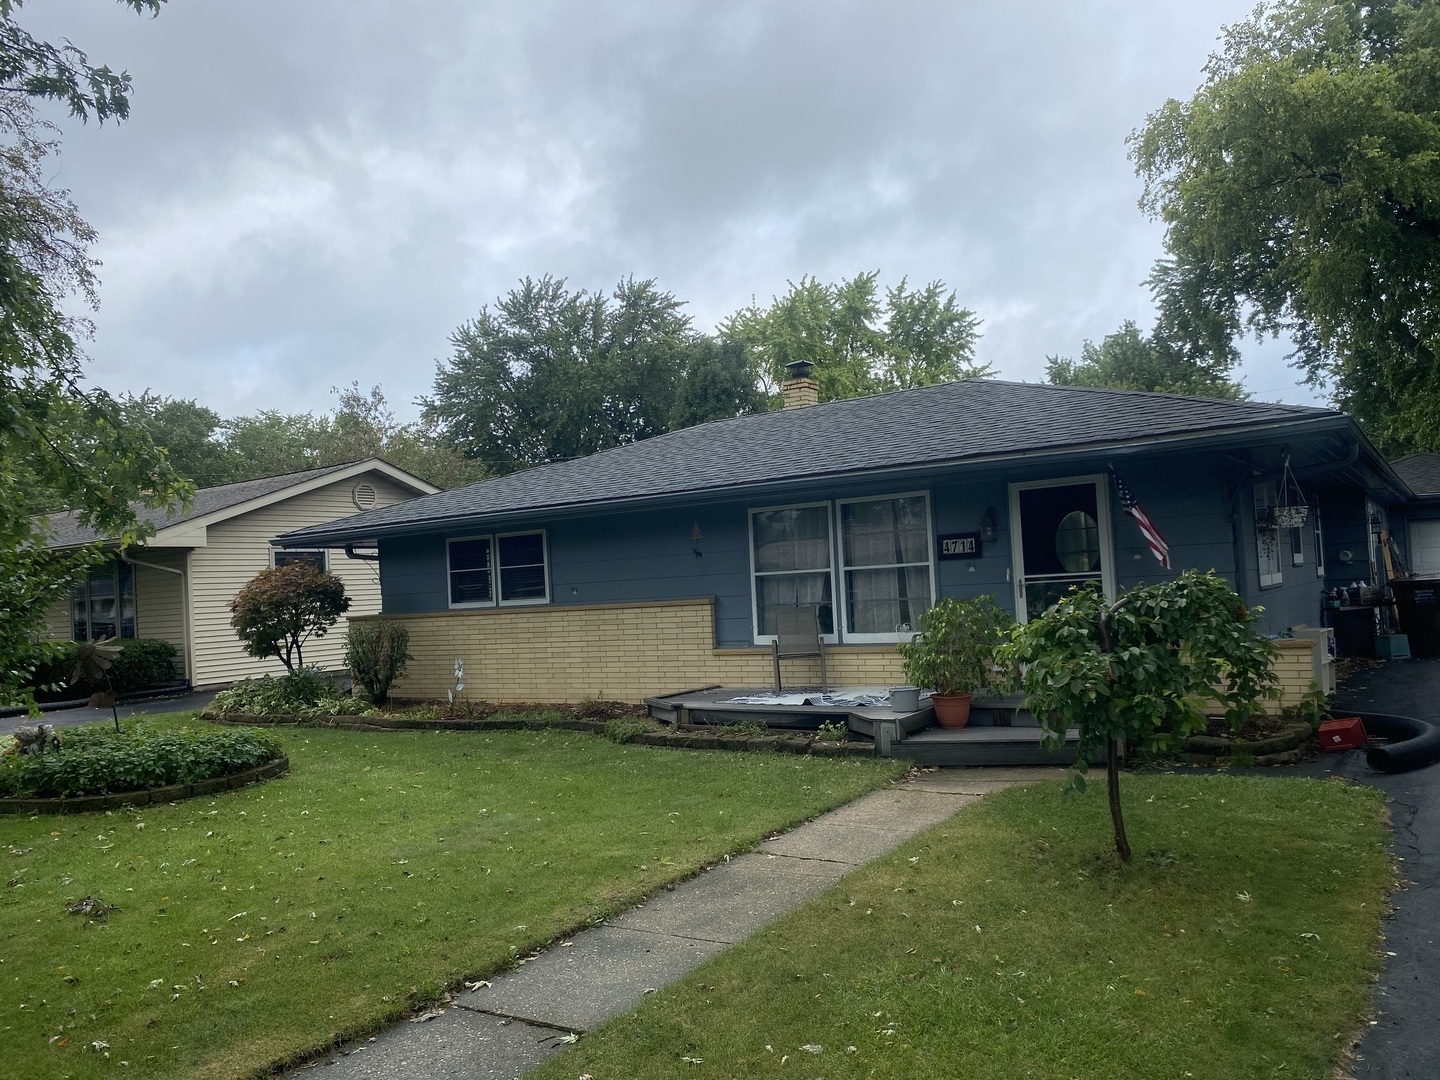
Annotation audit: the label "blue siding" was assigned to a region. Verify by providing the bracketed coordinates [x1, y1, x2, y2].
[1319, 490, 1371, 592]
[1105, 463, 1237, 594]
[375, 450, 1362, 643]
[549, 505, 754, 646]
[932, 477, 1015, 615]
[1240, 481, 1325, 634]
[379, 534, 450, 613]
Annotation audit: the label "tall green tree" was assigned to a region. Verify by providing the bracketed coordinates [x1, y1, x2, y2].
[1046, 320, 1248, 399]
[2, 1, 188, 710]
[119, 385, 488, 491]
[119, 392, 233, 486]
[310, 382, 488, 488]
[425, 276, 758, 473]
[1131, 0, 1440, 452]
[721, 273, 988, 402]
[668, 337, 766, 430]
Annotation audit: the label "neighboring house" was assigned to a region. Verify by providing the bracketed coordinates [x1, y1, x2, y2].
[41, 460, 438, 689]
[1390, 454, 1440, 575]
[275, 375, 1414, 706]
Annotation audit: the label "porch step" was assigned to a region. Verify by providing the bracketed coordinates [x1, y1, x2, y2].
[892, 726, 1083, 768]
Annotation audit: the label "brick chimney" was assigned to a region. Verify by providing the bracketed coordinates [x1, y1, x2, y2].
[781, 359, 819, 409]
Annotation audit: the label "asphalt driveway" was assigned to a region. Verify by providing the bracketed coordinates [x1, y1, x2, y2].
[0, 690, 217, 737]
[1309, 658, 1440, 1079]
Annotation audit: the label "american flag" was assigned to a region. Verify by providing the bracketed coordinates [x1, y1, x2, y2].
[1111, 469, 1171, 570]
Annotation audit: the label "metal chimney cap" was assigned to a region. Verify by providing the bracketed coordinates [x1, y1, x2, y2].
[784, 359, 814, 379]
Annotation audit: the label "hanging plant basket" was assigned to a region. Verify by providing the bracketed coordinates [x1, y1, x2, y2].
[1272, 504, 1309, 528]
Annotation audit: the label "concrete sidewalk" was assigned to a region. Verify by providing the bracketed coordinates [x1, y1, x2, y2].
[300, 767, 1061, 1079]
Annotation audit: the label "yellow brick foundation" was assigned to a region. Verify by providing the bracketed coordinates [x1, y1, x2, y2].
[355, 599, 1328, 711]
[355, 598, 906, 704]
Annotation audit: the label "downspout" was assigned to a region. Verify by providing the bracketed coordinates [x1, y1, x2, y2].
[120, 552, 192, 688]
[343, 545, 380, 562]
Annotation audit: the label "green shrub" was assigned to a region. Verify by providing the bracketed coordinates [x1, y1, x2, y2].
[344, 620, 413, 704]
[0, 724, 283, 799]
[28, 638, 179, 700]
[108, 638, 178, 691]
[210, 668, 371, 718]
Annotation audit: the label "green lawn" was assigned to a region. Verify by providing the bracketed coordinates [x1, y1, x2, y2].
[0, 713, 905, 1079]
[532, 773, 1394, 1080]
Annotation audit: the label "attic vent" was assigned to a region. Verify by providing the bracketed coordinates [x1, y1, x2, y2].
[352, 482, 377, 511]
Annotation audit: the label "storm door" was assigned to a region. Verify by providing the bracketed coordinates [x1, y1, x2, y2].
[1009, 476, 1116, 622]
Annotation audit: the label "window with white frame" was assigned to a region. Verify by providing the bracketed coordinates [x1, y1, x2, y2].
[448, 532, 549, 607]
[1254, 481, 1283, 587]
[750, 504, 836, 639]
[1312, 497, 1326, 578]
[749, 494, 938, 644]
[838, 493, 934, 640]
[274, 548, 327, 572]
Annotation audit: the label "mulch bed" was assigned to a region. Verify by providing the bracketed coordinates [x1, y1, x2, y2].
[205, 702, 874, 758]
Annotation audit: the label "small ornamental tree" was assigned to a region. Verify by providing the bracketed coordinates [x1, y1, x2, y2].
[229, 564, 350, 674]
[996, 571, 1278, 861]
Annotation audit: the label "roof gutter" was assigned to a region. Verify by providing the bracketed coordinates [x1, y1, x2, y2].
[275, 413, 1356, 549]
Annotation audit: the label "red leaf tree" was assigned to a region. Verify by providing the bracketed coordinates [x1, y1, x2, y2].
[229, 564, 350, 675]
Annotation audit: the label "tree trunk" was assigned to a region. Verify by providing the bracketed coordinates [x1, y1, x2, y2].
[1106, 735, 1131, 862]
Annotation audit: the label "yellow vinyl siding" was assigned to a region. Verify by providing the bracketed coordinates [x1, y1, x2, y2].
[186, 474, 416, 688]
[41, 597, 72, 641]
[128, 549, 189, 678]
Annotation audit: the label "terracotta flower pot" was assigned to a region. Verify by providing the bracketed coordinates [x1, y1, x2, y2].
[931, 692, 973, 729]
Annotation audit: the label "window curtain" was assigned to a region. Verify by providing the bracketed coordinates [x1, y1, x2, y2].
[753, 506, 834, 635]
[841, 496, 932, 634]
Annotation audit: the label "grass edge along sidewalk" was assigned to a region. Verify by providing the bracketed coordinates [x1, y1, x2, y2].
[530, 772, 1394, 1080]
[0, 714, 906, 1080]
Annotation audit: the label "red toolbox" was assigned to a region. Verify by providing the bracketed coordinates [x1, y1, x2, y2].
[1319, 717, 1367, 751]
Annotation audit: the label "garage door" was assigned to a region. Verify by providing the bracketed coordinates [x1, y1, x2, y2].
[1410, 520, 1440, 575]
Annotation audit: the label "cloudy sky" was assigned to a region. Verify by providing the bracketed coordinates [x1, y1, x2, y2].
[23, 0, 1324, 422]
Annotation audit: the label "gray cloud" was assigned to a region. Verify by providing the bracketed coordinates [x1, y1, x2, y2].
[21, 0, 1325, 421]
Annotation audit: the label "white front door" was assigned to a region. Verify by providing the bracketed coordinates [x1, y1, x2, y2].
[1009, 475, 1117, 622]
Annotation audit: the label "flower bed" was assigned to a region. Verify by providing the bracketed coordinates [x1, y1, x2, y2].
[205, 703, 875, 757]
[0, 724, 286, 810]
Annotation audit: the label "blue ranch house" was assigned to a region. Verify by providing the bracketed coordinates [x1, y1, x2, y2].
[275, 374, 1415, 709]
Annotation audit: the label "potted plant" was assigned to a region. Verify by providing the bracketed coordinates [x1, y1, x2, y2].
[897, 595, 1011, 728]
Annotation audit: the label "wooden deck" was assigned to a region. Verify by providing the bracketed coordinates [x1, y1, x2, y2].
[644, 685, 1081, 767]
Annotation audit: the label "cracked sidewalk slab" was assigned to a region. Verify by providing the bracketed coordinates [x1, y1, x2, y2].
[459, 925, 730, 1031]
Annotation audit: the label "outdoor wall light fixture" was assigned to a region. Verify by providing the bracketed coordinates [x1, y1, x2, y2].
[980, 506, 999, 543]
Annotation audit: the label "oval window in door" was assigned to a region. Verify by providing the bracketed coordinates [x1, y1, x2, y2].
[1056, 510, 1101, 573]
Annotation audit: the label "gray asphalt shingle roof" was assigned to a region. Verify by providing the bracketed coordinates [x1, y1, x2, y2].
[278, 379, 1339, 547]
[1392, 454, 1440, 496]
[41, 462, 364, 548]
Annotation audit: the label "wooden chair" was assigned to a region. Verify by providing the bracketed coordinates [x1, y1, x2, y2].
[771, 605, 828, 693]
